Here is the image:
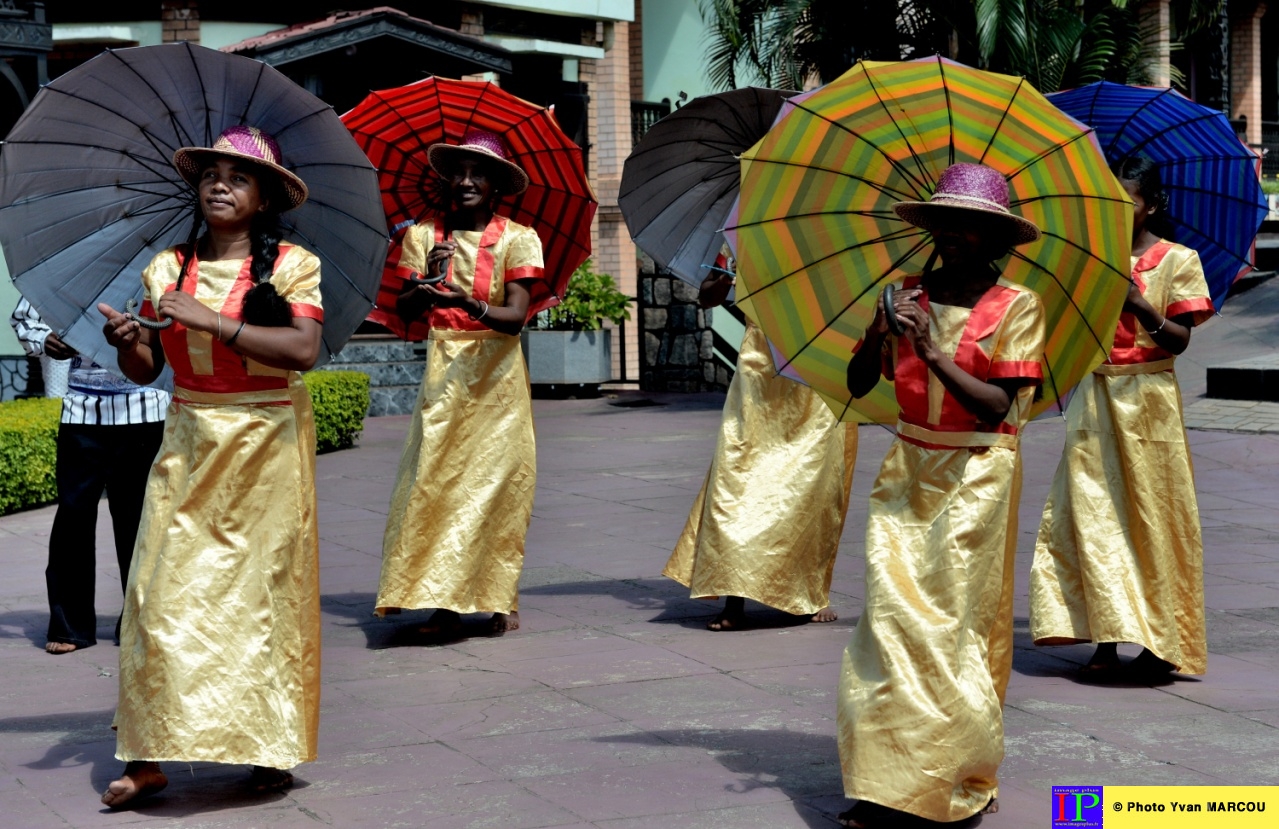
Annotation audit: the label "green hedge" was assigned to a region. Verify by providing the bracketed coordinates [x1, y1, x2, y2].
[305, 370, 370, 453]
[0, 397, 61, 515]
[0, 372, 367, 515]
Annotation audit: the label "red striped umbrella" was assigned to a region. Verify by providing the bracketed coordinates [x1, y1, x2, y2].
[342, 76, 596, 339]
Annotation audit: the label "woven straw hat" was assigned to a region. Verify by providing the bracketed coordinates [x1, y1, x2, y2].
[893, 163, 1040, 246]
[427, 130, 529, 196]
[172, 125, 308, 211]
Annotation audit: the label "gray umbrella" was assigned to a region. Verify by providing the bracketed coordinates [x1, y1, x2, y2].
[619, 87, 794, 287]
[0, 42, 387, 370]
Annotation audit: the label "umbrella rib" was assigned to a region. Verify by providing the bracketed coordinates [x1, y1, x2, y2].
[363, 87, 438, 173]
[737, 156, 919, 202]
[302, 197, 395, 238]
[1160, 182, 1270, 209]
[1107, 86, 1176, 156]
[770, 237, 932, 375]
[280, 221, 374, 302]
[1164, 216, 1259, 270]
[181, 41, 213, 146]
[1037, 229, 1132, 281]
[940, 56, 955, 168]
[1009, 192, 1132, 208]
[238, 60, 267, 125]
[977, 77, 1027, 167]
[102, 47, 196, 150]
[0, 180, 183, 210]
[1086, 82, 1105, 132]
[82, 213, 185, 321]
[17, 193, 184, 272]
[1005, 130, 1094, 182]
[269, 104, 339, 141]
[858, 61, 934, 194]
[725, 208, 903, 232]
[733, 227, 927, 304]
[783, 94, 931, 197]
[33, 89, 188, 168]
[1007, 247, 1117, 353]
[1042, 348, 1065, 418]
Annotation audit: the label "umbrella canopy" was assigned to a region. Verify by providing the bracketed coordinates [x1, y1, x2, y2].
[1049, 81, 1269, 310]
[342, 77, 596, 341]
[619, 87, 793, 286]
[727, 56, 1134, 423]
[0, 42, 387, 371]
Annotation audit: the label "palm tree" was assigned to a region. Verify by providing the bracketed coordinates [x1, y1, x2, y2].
[700, 0, 1225, 94]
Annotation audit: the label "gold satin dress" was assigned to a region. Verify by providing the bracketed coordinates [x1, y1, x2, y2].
[376, 217, 542, 616]
[838, 277, 1045, 822]
[1030, 241, 1214, 674]
[663, 320, 857, 615]
[114, 245, 324, 769]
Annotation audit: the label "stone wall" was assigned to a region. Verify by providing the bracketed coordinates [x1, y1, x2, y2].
[638, 255, 730, 392]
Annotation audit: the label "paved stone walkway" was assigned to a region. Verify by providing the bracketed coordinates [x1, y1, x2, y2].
[1, 392, 1277, 828]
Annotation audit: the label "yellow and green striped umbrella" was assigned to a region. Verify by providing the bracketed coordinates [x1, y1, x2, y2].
[726, 56, 1133, 422]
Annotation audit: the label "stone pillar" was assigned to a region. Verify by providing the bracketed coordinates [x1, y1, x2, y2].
[638, 252, 730, 392]
[161, 1, 200, 44]
[1140, 0, 1172, 87]
[585, 21, 639, 385]
[1231, 2, 1268, 145]
[460, 8, 484, 37]
[630, 0, 644, 101]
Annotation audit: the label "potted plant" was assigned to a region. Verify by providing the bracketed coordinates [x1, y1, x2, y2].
[522, 259, 631, 393]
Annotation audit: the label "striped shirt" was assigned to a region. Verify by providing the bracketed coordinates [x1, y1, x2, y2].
[8, 298, 170, 425]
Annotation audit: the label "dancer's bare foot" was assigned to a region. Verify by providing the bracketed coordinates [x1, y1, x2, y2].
[981, 797, 999, 814]
[810, 606, 838, 623]
[101, 761, 167, 809]
[707, 596, 748, 631]
[417, 609, 462, 639]
[45, 641, 77, 654]
[490, 611, 520, 634]
[247, 766, 293, 793]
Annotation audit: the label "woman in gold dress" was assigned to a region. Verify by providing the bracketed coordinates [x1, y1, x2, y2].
[663, 248, 858, 630]
[96, 126, 324, 806]
[837, 163, 1045, 827]
[375, 131, 543, 636]
[1030, 157, 1213, 679]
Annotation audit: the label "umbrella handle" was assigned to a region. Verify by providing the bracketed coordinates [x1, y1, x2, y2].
[882, 283, 906, 337]
[406, 270, 446, 286]
[124, 298, 173, 330]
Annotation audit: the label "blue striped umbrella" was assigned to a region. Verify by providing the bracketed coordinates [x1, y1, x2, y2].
[1049, 81, 1268, 310]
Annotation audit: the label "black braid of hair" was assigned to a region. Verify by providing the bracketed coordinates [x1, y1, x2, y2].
[240, 177, 293, 328]
[175, 200, 203, 291]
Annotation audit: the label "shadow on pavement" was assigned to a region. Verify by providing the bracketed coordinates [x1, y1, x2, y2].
[600, 728, 986, 827]
[320, 592, 510, 650]
[0, 709, 306, 817]
[519, 576, 820, 630]
[602, 727, 844, 828]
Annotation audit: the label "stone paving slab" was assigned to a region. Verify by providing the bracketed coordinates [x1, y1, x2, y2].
[0, 394, 1277, 827]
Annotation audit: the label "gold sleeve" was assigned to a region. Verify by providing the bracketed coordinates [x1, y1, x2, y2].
[504, 222, 545, 280]
[397, 221, 433, 275]
[1163, 244, 1214, 325]
[988, 289, 1045, 382]
[272, 245, 324, 314]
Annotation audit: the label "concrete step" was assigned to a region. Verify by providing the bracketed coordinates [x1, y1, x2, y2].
[1206, 354, 1279, 401]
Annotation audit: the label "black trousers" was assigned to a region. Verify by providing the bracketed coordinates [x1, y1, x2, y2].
[46, 421, 165, 647]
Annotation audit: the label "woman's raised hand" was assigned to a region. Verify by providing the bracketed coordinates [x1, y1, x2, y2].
[421, 279, 473, 309]
[156, 291, 218, 332]
[427, 241, 457, 279]
[98, 303, 142, 352]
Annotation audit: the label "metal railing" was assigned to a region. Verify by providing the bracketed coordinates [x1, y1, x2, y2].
[631, 100, 670, 147]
